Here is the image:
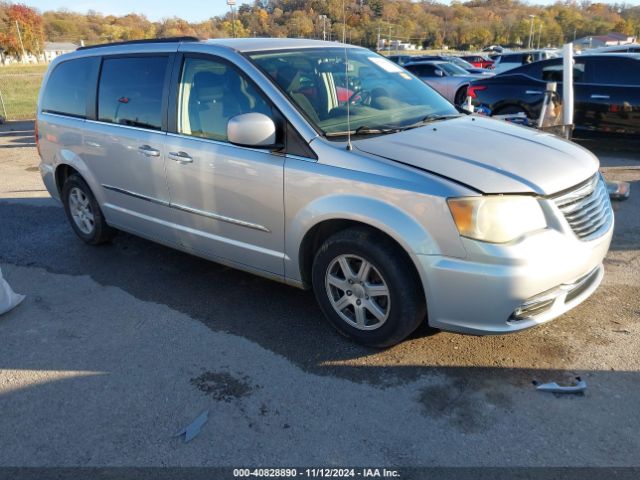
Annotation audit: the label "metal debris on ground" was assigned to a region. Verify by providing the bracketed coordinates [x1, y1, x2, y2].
[606, 180, 631, 201]
[174, 410, 209, 443]
[0, 268, 25, 315]
[534, 377, 587, 394]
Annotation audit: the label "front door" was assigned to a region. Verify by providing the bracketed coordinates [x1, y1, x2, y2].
[164, 55, 285, 276]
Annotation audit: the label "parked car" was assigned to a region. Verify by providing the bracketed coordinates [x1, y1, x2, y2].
[492, 50, 558, 73]
[460, 54, 494, 69]
[37, 37, 613, 347]
[385, 54, 415, 66]
[578, 43, 640, 54]
[482, 45, 504, 53]
[404, 60, 482, 104]
[409, 55, 494, 75]
[467, 54, 640, 135]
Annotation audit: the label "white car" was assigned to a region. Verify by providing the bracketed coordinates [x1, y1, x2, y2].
[493, 50, 559, 73]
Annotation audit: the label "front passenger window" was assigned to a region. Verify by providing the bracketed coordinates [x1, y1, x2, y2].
[177, 58, 271, 142]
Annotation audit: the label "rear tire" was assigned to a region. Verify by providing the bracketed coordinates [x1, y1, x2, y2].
[311, 227, 426, 348]
[454, 86, 468, 106]
[62, 174, 116, 245]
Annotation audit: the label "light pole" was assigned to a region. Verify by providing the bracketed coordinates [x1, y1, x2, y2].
[319, 15, 327, 41]
[537, 22, 542, 49]
[227, 0, 236, 38]
[528, 15, 535, 49]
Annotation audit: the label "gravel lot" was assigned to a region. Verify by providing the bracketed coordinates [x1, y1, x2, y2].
[0, 121, 639, 469]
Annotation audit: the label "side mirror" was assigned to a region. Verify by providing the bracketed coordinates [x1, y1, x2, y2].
[227, 113, 279, 149]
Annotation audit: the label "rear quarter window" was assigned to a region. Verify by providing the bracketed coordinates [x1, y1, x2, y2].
[41, 57, 96, 118]
[590, 58, 640, 85]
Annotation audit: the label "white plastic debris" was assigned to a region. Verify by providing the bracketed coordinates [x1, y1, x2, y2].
[174, 410, 209, 443]
[0, 268, 25, 315]
[536, 377, 587, 394]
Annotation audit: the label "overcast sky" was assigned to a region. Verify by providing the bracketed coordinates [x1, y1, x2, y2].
[23, 0, 640, 23]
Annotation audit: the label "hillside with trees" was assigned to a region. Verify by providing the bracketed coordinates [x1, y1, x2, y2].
[1, 0, 639, 55]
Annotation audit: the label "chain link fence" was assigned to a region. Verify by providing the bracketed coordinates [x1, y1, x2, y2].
[0, 64, 46, 122]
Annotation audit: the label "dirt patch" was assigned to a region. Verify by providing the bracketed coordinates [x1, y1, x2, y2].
[190, 371, 254, 402]
[418, 377, 510, 434]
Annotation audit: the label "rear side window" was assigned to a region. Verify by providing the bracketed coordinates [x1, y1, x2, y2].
[590, 58, 640, 85]
[41, 57, 95, 117]
[500, 54, 521, 63]
[541, 61, 586, 83]
[98, 56, 168, 131]
[406, 64, 436, 76]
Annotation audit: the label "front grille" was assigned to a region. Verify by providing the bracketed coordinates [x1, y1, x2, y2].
[552, 174, 613, 241]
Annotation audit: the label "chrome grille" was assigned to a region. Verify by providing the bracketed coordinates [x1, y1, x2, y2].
[552, 174, 613, 241]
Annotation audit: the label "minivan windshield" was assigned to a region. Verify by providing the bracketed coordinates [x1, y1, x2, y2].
[248, 48, 458, 136]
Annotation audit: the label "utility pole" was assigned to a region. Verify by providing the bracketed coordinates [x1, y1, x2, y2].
[537, 23, 542, 49]
[377, 25, 381, 50]
[388, 24, 392, 53]
[319, 15, 327, 41]
[528, 15, 535, 50]
[227, 0, 236, 38]
[15, 20, 27, 63]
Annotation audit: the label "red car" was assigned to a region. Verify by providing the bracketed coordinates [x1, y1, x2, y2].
[460, 54, 494, 69]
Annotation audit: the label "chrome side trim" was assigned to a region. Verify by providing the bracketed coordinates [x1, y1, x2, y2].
[103, 203, 282, 260]
[86, 119, 166, 135]
[102, 184, 271, 233]
[102, 184, 170, 206]
[171, 202, 271, 233]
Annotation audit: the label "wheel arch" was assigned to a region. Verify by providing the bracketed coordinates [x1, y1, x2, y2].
[291, 196, 439, 291]
[53, 156, 105, 206]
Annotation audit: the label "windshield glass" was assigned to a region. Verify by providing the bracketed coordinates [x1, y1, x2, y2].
[449, 57, 475, 69]
[248, 48, 457, 136]
[438, 62, 469, 76]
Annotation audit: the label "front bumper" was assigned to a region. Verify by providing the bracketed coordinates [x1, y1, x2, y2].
[417, 221, 613, 335]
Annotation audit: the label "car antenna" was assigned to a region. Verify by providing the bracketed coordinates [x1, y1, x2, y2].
[342, 0, 353, 151]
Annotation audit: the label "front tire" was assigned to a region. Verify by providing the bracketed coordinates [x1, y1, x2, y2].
[311, 227, 426, 347]
[62, 174, 116, 245]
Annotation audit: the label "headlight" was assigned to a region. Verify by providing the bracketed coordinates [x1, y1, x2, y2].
[447, 196, 547, 243]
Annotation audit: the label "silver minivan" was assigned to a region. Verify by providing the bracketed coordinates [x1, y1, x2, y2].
[37, 38, 613, 347]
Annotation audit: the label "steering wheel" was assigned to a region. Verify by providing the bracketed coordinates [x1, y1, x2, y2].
[348, 89, 371, 106]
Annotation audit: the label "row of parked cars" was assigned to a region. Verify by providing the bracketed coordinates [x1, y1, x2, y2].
[387, 47, 640, 135]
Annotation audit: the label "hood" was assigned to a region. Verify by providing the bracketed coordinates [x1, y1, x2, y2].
[355, 116, 598, 195]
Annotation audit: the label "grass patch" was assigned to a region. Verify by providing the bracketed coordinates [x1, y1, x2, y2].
[0, 64, 48, 121]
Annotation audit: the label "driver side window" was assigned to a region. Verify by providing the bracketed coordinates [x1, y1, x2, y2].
[178, 57, 271, 142]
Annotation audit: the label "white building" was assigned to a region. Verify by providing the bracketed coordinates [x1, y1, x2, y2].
[0, 41, 78, 64]
[41, 42, 79, 62]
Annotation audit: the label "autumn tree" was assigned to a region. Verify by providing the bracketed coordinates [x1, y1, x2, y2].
[0, 3, 44, 57]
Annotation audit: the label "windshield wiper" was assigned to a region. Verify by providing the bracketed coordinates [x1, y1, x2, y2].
[324, 125, 400, 137]
[397, 114, 462, 132]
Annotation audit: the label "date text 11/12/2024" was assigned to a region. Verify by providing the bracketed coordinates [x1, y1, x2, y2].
[232, 468, 401, 478]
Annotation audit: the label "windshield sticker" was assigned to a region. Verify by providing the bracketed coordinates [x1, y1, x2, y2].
[368, 57, 403, 73]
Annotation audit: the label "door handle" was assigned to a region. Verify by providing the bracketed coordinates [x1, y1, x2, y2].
[525, 90, 543, 95]
[590, 94, 610, 99]
[168, 151, 193, 164]
[138, 145, 160, 157]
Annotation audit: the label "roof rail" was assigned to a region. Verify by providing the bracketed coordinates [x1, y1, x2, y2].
[77, 36, 200, 51]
